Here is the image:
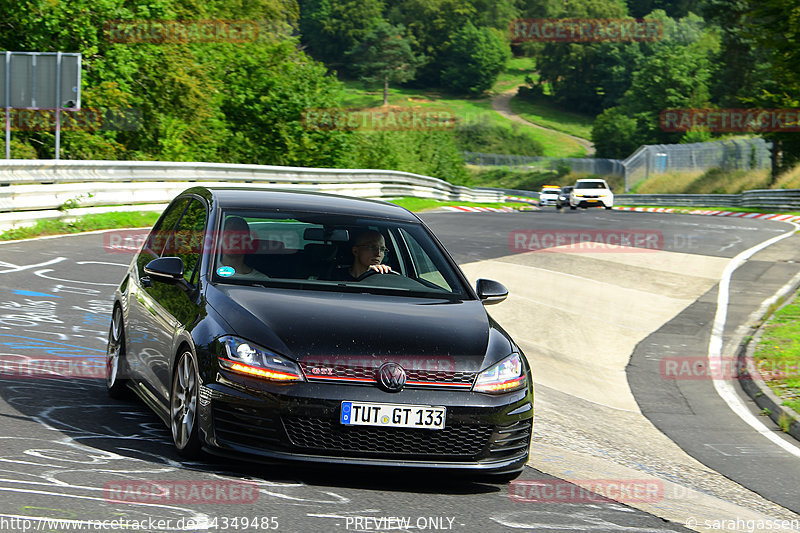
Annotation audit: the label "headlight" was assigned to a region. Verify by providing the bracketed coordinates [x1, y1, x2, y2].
[473, 353, 526, 394]
[218, 336, 304, 382]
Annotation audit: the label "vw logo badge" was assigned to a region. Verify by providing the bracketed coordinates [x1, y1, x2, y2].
[376, 362, 407, 392]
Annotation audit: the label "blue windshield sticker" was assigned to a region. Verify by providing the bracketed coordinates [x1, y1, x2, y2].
[216, 266, 235, 277]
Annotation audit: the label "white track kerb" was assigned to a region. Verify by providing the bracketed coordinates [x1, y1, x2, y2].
[709, 219, 800, 458]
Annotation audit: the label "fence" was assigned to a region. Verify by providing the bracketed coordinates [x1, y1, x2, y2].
[463, 151, 625, 177]
[463, 138, 773, 192]
[621, 138, 772, 191]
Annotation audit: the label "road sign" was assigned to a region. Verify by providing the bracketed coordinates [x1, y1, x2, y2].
[2, 51, 82, 159]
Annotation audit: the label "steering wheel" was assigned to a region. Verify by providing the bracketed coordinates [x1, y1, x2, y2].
[356, 268, 399, 281]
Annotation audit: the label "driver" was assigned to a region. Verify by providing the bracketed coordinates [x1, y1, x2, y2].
[329, 229, 393, 281]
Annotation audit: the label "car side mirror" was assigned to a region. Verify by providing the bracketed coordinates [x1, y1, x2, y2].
[144, 257, 184, 282]
[476, 278, 508, 305]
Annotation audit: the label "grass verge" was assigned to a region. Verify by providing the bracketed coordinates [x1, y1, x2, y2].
[630, 168, 772, 194]
[754, 291, 800, 417]
[388, 197, 523, 212]
[0, 211, 162, 241]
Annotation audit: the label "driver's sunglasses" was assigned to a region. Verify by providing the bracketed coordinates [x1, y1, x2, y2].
[357, 244, 388, 254]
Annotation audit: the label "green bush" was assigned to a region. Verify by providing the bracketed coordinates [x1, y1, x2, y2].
[453, 121, 544, 156]
[342, 130, 468, 183]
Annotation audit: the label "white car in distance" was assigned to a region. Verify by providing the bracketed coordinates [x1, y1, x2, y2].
[538, 185, 561, 207]
[569, 179, 614, 210]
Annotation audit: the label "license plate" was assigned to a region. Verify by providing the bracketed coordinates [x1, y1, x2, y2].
[340, 401, 446, 430]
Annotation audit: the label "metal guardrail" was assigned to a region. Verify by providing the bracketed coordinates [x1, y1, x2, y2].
[0, 160, 506, 230]
[616, 190, 800, 210]
[741, 189, 800, 210]
[615, 194, 741, 207]
[1, 160, 798, 232]
[476, 186, 537, 198]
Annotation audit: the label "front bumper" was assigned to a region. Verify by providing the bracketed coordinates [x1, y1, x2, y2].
[572, 196, 613, 208]
[197, 375, 533, 473]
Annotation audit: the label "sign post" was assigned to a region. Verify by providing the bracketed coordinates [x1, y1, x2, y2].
[0, 51, 81, 159]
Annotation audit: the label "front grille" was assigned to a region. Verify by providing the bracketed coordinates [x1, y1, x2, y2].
[212, 402, 282, 449]
[299, 362, 476, 389]
[283, 416, 493, 459]
[406, 369, 475, 385]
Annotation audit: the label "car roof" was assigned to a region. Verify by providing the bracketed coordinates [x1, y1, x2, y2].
[183, 186, 420, 222]
[575, 179, 607, 184]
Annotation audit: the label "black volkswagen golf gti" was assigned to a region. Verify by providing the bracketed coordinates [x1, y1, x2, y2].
[107, 186, 533, 477]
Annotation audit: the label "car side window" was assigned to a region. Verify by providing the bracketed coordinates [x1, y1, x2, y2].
[137, 198, 189, 275]
[168, 199, 208, 285]
[399, 228, 454, 291]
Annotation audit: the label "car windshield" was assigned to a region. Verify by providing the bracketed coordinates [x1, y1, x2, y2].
[575, 182, 608, 189]
[212, 210, 470, 299]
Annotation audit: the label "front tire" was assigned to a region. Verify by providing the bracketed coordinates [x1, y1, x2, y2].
[106, 306, 130, 399]
[171, 350, 202, 458]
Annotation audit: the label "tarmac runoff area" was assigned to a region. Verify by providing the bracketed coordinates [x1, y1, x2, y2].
[460, 241, 800, 532]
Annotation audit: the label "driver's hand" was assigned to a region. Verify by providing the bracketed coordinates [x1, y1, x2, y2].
[369, 264, 393, 274]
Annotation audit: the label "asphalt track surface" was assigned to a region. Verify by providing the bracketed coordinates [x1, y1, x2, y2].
[0, 207, 796, 532]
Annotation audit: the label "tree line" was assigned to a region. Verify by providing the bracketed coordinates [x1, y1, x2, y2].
[1, 0, 797, 180]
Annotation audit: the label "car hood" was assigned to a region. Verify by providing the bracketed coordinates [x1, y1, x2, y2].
[206, 284, 512, 372]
